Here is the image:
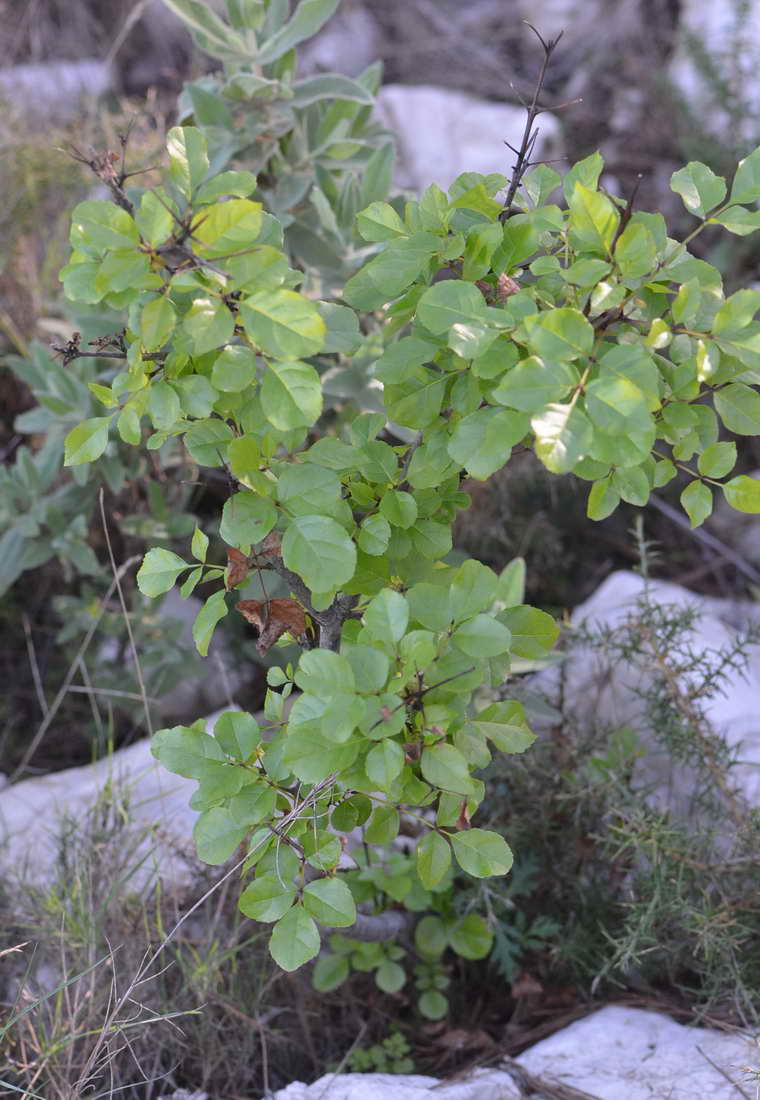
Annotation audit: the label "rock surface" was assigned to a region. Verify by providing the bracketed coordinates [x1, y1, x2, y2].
[0, 60, 115, 122]
[271, 1006, 759, 1099]
[375, 84, 563, 192]
[0, 722, 215, 890]
[539, 570, 760, 814]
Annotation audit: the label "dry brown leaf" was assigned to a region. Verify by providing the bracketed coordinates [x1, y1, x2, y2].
[225, 547, 250, 590]
[455, 800, 471, 830]
[237, 597, 307, 654]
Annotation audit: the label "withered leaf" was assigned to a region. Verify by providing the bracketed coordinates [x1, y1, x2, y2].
[237, 597, 307, 655]
[257, 530, 282, 560]
[225, 547, 250, 590]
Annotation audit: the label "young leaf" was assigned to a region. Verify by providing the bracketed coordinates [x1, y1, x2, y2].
[137, 548, 190, 596]
[671, 162, 727, 217]
[722, 475, 760, 513]
[680, 480, 713, 528]
[166, 125, 209, 198]
[64, 418, 111, 466]
[192, 589, 229, 656]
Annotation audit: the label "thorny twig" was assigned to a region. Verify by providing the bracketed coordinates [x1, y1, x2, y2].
[501, 24, 573, 218]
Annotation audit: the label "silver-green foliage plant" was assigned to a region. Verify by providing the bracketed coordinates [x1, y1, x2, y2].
[58, 4, 760, 986]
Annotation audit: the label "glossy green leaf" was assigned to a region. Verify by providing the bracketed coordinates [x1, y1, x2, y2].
[302, 877, 357, 928]
[363, 587, 409, 645]
[214, 710, 260, 759]
[714, 382, 760, 434]
[141, 296, 176, 351]
[500, 605, 558, 658]
[212, 345, 258, 391]
[182, 296, 235, 355]
[698, 441, 736, 478]
[730, 146, 760, 204]
[448, 407, 529, 480]
[167, 125, 209, 198]
[531, 402, 592, 474]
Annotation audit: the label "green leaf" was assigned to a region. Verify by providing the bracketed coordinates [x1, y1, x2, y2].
[211, 345, 258, 392]
[258, 0, 340, 62]
[318, 302, 362, 354]
[239, 875, 297, 922]
[421, 744, 473, 796]
[680, 480, 713, 528]
[193, 198, 263, 255]
[451, 615, 511, 658]
[63, 417, 110, 466]
[698, 441, 736, 478]
[358, 514, 391, 556]
[449, 559, 498, 622]
[137, 547, 189, 596]
[375, 960, 406, 993]
[525, 308, 594, 360]
[500, 605, 558, 658]
[722, 474, 760, 512]
[261, 360, 323, 431]
[497, 558, 526, 608]
[562, 152, 604, 202]
[313, 953, 350, 992]
[191, 526, 209, 562]
[712, 289, 760, 335]
[448, 913, 493, 959]
[343, 233, 440, 310]
[229, 784, 277, 826]
[195, 170, 258, 204]
[613, 223, 657, 278]
[531, 402, 592, 474]
[450, 828, 513, 877]
[161, 0, 246, 55]
[241, 289, 325, 359]
[135, 190, 174, 246]
[277, 463, 342, 518]
[70, 199, 139, 254]
[192, 589, 228, 656]
[184, 419, 234, 466]
[568, 182, 619, 252]
[710, 206, 760, 235]
[214, 710, 260, 759]
[166, 126, 209, 198]
[671, 162, 727, 217]
[363, 587, 409, 645]
[416, 281, 488, 336]
[491, 356, 578, 413]
[364, 803, 399, 844]
[366, 739, 405, 790]
[194, 806, 247, 864]
[182, 296, 235, 355]
[418, 991, 448, 1020]
[379, 490, 418, 529]
[415, 914, 448, 957]
[469, 699, 535, 753]
[356, 201, 407, 243]
[148, 380, 181, 430]
[410, 519, 452, 559]
[220, 491, 277, 546]
[448, 407, 529, 480]
[151, 723, 224, 778]
[587, 476, 621, 520]
[295, 649, 354, 695]
[714, 382, 760, 435]
[269, 906, 320, 971]
[730, 146, 760, 204]
[302, 876, 356, 928]
[462, 223, 505, 281]
[282, 515, 356, 590]
[141, 296, 176, 352]
[416, 831, 451, 889]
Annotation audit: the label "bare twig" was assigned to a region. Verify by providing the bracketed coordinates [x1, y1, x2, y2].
[501, 24, 565, 218]
[696, 1045, 753, 1099]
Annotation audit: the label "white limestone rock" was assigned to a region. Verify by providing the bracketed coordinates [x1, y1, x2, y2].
[670, 0, 760, 142]
[298, 1, 382, 78]
[271, 1007, 759, 1099]
[534, 570, 760, 812]
[0, 710, 236, 891]
[374, 84, 563, 193]
[517, 1005, 760, 1099]
[0, 60, 114, 123]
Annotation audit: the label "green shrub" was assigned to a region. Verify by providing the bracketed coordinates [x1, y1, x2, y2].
[33, 0, 760, 1004]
